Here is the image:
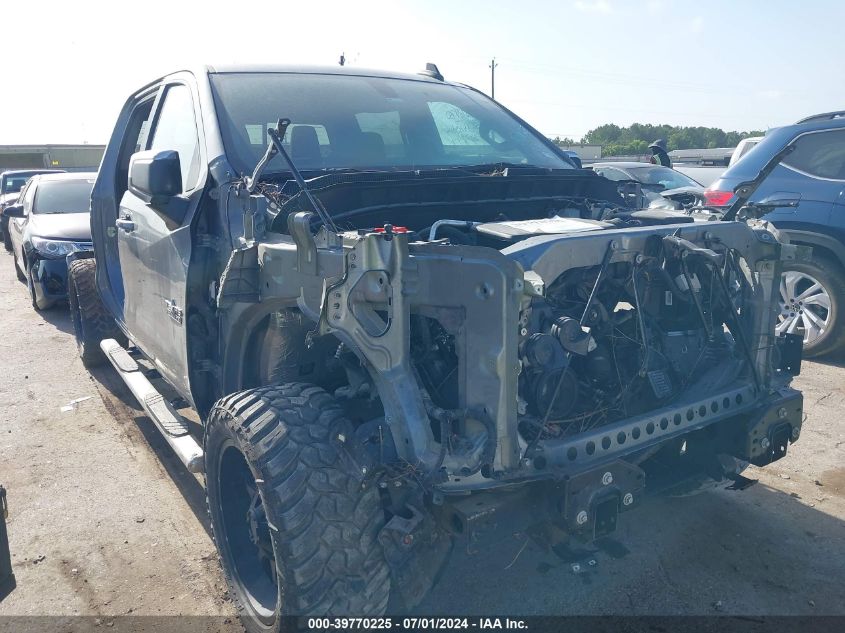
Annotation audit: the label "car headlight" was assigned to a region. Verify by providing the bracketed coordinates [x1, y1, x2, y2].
[30, 237, 92, 258]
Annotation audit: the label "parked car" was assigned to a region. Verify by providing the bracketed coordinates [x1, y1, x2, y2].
[561, 150, 583, 168]
[3, 172, 95, 310]
[673, 164, 727, 188]
[729, 136, 763, 166]
[68, 65, 801, 626]
[704, 112, 845, 356]
[0, 169, 66, 251]
[592, 161, 705, 209]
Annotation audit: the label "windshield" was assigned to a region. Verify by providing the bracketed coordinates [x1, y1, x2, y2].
[1, 175, 32, 194]
[626, 166, 701, 190]
[209, 73, 570, 175]
[33, 179, 94, 214]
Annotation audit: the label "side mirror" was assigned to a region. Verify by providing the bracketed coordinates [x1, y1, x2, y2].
[2, 204, 24, 218]
[128, 150, 188, 225]
[128, 150, 182, 206]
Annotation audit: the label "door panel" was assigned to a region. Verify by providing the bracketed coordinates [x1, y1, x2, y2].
[116, 194, 194, 392]
[757, 165, 834, 224]
[92, 88, 159, 325]
[762, 129, 845, 223]
[12, 182, 35, 268]
[116, 82, 204, 398]
[11, 216, 26, 267]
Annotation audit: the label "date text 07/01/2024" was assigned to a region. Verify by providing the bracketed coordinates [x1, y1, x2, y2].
[306, 618, 529, 630]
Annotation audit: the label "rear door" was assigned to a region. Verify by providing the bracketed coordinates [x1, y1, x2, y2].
[116, 78, 206, 397]
[761, 128, 845, 225]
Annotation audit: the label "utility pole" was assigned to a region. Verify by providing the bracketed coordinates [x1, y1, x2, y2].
[489, 57, 498, 99]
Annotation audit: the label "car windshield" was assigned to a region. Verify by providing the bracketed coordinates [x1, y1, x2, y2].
[32, 180, 94, 214]
[209, 72, 571, 175]
[626, 166, 701, 190]
[1, 175, 32, 194]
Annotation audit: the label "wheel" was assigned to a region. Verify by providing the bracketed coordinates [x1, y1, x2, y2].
[27, 264, 53, 311]
[205, 383, 390, 628]
[0, 217, 14, 253]
[13, 252, 25, 282]
[777, 255, 845, 357]
[67, 258, 126, 366]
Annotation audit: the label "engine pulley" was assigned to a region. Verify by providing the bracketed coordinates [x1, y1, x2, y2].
[528, 368, 578, 418]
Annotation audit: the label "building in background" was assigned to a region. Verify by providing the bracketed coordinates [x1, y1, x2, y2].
[0, 144, 105, 171]
[668, 147, 734, 166]
[556, 143, 602, 161]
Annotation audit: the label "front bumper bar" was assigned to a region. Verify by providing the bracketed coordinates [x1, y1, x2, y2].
[538, 382, 759, 472]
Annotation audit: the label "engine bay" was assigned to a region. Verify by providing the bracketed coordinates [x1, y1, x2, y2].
[251, 170, 789, 484]
[410, 215, 756, 454]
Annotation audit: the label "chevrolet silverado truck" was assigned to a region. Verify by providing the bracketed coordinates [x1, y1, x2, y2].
[69, 64, 804, 628]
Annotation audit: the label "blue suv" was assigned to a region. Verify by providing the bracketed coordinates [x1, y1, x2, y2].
[706, 112, 845, 357]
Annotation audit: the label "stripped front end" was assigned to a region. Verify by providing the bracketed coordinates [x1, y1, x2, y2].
[247, 210, 800, 519]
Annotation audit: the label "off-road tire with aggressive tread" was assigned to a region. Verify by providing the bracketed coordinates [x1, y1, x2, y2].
[68, 258, 126, 367]
[205, 383, 390, 629]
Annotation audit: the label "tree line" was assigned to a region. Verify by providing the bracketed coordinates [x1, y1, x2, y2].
[553, 123, 764, 156]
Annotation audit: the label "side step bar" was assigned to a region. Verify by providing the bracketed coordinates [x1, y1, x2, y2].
[100, 339, 204, 473]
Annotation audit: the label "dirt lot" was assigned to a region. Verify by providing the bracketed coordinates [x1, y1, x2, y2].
[0, 255, 843, 623]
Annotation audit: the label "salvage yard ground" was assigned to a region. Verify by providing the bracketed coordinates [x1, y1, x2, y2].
[0, 255, 843, 622]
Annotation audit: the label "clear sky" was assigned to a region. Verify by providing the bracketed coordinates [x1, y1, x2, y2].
[4, 0, 843, 145]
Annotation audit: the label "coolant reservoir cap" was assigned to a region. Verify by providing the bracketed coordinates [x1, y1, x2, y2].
[372, 224, 409, 234]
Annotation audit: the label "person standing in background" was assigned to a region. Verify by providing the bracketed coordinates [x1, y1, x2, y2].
[649, 139, 672, 167]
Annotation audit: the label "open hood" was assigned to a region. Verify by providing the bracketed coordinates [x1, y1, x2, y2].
[267, 168, 624, 232]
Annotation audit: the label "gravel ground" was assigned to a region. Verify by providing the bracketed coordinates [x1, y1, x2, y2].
[0, 254, 843, 624]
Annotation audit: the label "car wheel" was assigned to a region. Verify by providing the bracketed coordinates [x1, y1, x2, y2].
[26, 265, 53, 311]
[67, 258, 126, 367]
[13, 252, 25, 283]
[777, 256, 845, 357]
[205, 383, 390, 628]
[3, 230, 12, 253]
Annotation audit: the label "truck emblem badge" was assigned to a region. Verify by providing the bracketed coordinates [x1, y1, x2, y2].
[165, 299, 183, 325]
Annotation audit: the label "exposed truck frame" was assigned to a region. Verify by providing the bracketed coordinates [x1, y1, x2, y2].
[69, 65, 804, 628]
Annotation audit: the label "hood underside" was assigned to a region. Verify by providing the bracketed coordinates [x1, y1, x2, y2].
[268, 169, 624, 232]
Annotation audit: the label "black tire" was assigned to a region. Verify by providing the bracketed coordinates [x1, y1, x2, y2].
[26, 264, 53, 311]
[779, 255, 845, 357]
[2, 222, 12, 252]
[67, 258, 126, 366]
[13, 252, 25, 282]
[205, 383, 390, 629]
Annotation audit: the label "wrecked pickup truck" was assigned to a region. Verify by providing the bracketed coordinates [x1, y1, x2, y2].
[69, 64, 803, 626]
